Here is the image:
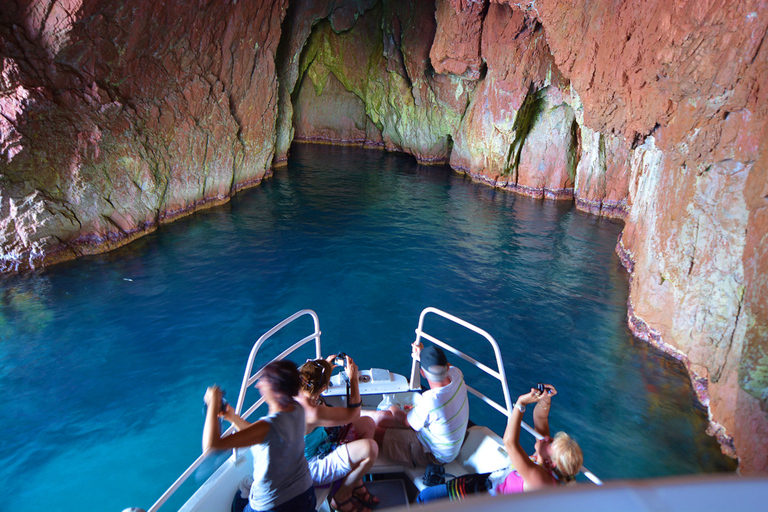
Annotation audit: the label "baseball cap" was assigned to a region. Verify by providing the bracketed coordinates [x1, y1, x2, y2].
[420, 345, 448, 381]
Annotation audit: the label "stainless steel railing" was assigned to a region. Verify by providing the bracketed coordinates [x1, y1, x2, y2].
[147, 309, 322, 512]
[408, 307, 602, 485]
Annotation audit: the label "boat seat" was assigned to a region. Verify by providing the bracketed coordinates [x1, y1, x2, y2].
[371, 425, 511, 492]
[451, 425, 510, 474]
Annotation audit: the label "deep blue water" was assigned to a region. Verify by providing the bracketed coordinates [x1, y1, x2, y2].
[0, 144, 735, 512]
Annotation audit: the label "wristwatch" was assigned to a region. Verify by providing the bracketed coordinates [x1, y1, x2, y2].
[514, 402, 525, 413]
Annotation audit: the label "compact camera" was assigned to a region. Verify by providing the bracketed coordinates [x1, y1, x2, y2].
[334, 352, 347, 367]
[536, 383, 551, 394]
[202, 389, 229, 416]
[218, 395, 229, 414]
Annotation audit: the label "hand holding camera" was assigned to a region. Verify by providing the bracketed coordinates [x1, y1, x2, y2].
[334, 352, 348, 367]
[333, 352, 361, 384]
[203, 386, 229, 416]
[517, 383, 558, 407]
[535, 383, 556, 397]
[535, 383, 556, 410]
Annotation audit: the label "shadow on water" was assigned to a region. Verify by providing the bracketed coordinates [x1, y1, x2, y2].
[0, 144, 735, 512]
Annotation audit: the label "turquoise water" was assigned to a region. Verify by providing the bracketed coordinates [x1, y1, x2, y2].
[0, 145, 735, 512]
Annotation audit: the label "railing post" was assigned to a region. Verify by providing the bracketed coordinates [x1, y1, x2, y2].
[148, 310, 322, 512]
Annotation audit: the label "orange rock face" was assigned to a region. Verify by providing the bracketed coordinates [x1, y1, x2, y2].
[529, 0, 768, 473]
[0, 0, 289, 269]
[448, 3, 577, 198]
[1, 0, 766, 473]
[429, 0, 484, 78]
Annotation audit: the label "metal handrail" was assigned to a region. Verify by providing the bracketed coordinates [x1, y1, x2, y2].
[409, 307, 513, 414]
[146, 309, 322, 512]
[148, 307, 601, 512]
[408, 307, 602, 486]
[235, 309, 322, 416]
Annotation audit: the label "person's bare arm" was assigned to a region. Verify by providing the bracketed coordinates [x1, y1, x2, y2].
[389, 405, 411, 427]
[532, 384, 557, 438]
[503, 389, 551, 489]
[203, 386, 270, 451]
[345, 355, 362, 406]
[221, 404, 252, 432]
[302, 355, 364, 429]
[304, 400, 361, 428]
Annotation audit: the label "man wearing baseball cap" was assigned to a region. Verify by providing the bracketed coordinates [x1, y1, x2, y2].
[377, 342, 469, 467]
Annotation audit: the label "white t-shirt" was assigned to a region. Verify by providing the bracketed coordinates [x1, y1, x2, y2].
[407, 366, 469, 463]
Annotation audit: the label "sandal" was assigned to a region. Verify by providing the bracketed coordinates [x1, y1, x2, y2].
[353, 485, 380, 507]
[330, 495, 370, 512]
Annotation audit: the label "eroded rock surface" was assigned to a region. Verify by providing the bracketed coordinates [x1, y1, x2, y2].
[1, 0, 766, 473]
[532, 0, 768, 473]
[1, 0, 288, 270]
[291, 1, 466, 162]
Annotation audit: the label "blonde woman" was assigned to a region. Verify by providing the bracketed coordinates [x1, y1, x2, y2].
[297, 355, 379, 512]
[416, 383, 583, 503]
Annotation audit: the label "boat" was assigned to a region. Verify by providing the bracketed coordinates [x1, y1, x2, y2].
[131, 307, 766, 512]
[140, 307, 599, 512]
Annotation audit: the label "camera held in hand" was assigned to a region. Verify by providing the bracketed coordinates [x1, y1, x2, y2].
[218, 395, 229, 414]
[334, 352, 347, 367]
[203, 389, 229, 416]
[536, 383, 551, 395]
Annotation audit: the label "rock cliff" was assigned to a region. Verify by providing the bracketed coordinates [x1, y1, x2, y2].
[1, 0, 766, 472]
[1, 0, 288, 268]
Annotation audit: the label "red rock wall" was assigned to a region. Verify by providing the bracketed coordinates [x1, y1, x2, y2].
[529, 0, 768, 473]
[1, 0, 766, 473]
[447, 3, 578, 198]
[0, 0, 287, 270]
[429, 0, 483, 79]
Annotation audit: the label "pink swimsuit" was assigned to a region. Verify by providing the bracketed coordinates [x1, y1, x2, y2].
[495, 467, 556, 495]
[495, 469, 526, 494]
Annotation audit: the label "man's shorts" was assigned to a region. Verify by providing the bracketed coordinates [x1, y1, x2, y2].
[381, 428, 441, 467]
[307, 444, 353, 486]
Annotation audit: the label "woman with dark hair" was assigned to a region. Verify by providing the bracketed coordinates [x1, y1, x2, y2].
[203, 360, 315, 512]
[297, 355, 379, 512]
[416, 384, 583, 504]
